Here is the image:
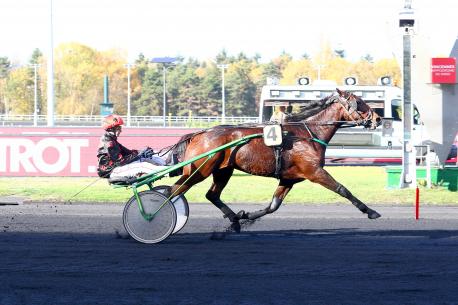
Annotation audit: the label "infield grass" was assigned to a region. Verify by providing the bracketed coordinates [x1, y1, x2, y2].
[0, 167, 456, 205]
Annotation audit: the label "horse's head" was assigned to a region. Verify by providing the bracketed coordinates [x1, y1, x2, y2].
[335, 88, 381, 129]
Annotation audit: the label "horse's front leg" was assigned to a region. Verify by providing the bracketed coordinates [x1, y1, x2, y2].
[309, 167, 381, 219]
[240, 180, 294, 221]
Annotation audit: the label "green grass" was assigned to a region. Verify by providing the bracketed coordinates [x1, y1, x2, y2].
[0, 167, 456, 205]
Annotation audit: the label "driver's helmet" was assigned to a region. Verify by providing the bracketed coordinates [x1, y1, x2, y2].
[102, 114, 124, 130]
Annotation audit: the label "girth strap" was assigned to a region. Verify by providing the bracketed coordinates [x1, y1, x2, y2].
[274, 146, 282, 179]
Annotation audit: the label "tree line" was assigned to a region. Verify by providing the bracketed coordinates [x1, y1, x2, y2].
[0, 42, 401, 117]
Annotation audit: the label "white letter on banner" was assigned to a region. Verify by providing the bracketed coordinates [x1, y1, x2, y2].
[63, 139, 88, 173]
[0, 140, 7, 172]
[10, 139, 37, 173]
[33, 138, 69, 174]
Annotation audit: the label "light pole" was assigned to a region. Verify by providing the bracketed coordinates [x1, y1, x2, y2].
[151, 57, 177, 127]
[29, 64, 41, 126]
[217, 64, 228, 124]
[124, 63, 135, 127]
[399, 0, 416, 188]
[47, 0, 54, 127]
[314, 64, 325, 81]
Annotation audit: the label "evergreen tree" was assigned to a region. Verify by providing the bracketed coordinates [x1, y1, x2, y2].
[0, 56, 11, 114]
[29, 48, 43, 65]
[226, 59, 257, 116]
[28, 49, 43, 116]
[0, 57, 11, 78]
[334, 48, 346, 58]
[134, 66, 163, 116]
[362, 53, 374, 63]
[215, 49, 229, 65]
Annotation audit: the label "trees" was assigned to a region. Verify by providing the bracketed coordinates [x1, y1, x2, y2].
[374, 58, 401, 86]
[225, 58, 258, 116]
[3, 49, 44, 115]
[282, 59, 314, 86]
[0, 57, 11, 78]
[28, 49, 44, 116]
[54, 43, 100, 114]
[0, 44, 402, 118]
[53, 43, 130, 115]
[5, 68, 34, 114]
[133, 65, 163, 116]
[0, 57, 11, 114]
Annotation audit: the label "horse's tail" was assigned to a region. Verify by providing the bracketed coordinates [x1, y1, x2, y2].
[162, 130, 205, 177]
[165, 130, 205, 164]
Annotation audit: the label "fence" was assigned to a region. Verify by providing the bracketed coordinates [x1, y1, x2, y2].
[0, 114, 259, 127]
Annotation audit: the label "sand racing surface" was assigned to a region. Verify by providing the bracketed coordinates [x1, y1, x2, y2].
[1, 203, 458, 305]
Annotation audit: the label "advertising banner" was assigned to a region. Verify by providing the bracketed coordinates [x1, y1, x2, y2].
[431, 57, 456, 84]
[0, 127, 199, 177]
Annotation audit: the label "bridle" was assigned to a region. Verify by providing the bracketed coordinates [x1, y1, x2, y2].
[282, 92, 378, 147]
[285, 94, 375, 128]
[334, 93, 374, 128]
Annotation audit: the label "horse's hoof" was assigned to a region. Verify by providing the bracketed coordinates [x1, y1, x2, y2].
[236, 210, 249, 220]
[367, 210, 381, 219]
[230, 221, 241, 233]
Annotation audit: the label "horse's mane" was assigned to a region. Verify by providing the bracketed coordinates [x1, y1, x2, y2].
[285, 95, 336, 122]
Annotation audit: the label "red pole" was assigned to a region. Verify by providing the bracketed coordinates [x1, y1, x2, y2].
[415, 186, 420, 220]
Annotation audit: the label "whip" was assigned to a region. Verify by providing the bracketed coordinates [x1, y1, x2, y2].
[66, 177, 102, 204]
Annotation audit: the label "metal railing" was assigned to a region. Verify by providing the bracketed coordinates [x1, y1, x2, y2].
[0, 114, 259, 127]
[415, 145, 434, 188]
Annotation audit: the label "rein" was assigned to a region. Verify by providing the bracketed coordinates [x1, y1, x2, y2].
[282, 92, 376, 147]
[286, 121, 359, 127]
[283, 120, 359, 147]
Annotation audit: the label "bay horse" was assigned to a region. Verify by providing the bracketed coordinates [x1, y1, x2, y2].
[167, 89, 382, 232]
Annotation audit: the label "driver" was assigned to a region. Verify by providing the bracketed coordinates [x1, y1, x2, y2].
[97, 114, 167, 179]
[270, 105, 287, 124]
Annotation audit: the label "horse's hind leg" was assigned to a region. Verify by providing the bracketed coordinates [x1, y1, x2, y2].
[205, 168, 239, 223]
[168, 164, 211, 198]
[308, 167, 381, 219]
[241, 179, 294, 221]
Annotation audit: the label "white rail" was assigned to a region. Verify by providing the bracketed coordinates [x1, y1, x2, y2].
[0, 114, 259, 127]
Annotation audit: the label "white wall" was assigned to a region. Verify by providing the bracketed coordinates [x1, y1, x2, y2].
[411, 25, 458, 164]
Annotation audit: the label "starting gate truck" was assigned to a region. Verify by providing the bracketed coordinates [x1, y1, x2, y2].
[258, 77, 430, 162]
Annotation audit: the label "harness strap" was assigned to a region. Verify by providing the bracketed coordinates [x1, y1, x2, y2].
[273, 146, 282, 179]
[312, 138, 328, 147]
[303, 123, 328, 147]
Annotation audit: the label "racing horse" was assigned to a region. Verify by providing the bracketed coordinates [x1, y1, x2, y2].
[167, 89, 382, 232]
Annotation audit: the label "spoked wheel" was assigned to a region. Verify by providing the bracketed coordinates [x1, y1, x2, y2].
[152, 185, 189, 234]
[123, 190, 177, 244]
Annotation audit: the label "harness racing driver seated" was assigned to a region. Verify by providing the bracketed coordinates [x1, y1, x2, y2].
[97, 114, 168, 180]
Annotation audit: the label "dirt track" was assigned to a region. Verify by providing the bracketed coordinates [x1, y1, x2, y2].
[1, 203, 458, 305]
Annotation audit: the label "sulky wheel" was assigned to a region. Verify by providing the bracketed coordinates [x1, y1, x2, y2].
[151, 185, 189, 234]
[123, 190, 177, 244]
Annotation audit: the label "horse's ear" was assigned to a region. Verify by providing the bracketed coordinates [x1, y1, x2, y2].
[336, 88, 344, 96]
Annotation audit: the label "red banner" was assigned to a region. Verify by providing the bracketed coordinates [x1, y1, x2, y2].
[0, 127, 199, 177]
[431, 57, 456, 84]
